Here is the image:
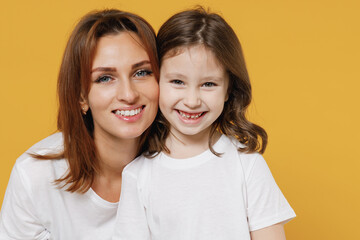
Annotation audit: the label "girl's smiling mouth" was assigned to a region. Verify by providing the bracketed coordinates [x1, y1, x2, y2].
[176, 110, 206, 121]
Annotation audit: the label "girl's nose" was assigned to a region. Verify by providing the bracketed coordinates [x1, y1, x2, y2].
[183, 88, 201, 108]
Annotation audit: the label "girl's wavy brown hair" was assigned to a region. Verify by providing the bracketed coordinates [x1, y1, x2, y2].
[146, 7, 267, 156]
[35, 9, 159, 193]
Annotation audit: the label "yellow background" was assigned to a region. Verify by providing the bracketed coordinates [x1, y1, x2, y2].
[1, 0, 359, 239]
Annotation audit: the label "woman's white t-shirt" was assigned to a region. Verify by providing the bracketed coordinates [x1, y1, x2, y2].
[0, 133, 118, 240]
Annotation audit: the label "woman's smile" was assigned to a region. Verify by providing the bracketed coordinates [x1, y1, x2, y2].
[85, 32, 159, 140]
[113, 105, 145, 122]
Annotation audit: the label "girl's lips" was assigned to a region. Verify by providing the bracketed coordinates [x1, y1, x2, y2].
[113, 106, 145, 122]
[176, 110, 207, 123]
[177, 110, 205, 119]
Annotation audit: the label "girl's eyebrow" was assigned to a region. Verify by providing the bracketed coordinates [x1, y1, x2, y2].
[91, 60, 151, 73]
[201, 76, 224, 82]
[164, 73, 187, 79]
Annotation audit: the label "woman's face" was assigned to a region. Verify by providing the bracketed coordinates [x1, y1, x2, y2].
[83, 32, 159, 142]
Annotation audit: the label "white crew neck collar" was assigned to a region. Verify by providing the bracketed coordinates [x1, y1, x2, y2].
[158, 134, 228, 169]
[85, 187, 119, 208]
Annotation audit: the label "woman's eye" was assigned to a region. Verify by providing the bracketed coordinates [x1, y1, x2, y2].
[95, 75, 112, 83]
[135, 70, 153, 77]
[170, 79, 184, 85]
[202, 82, 216, 87]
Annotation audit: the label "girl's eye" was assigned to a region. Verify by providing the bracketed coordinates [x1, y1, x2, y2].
[202, 82, 216, 87]
[135, 69, 153, 77]
[170, 79, 184, 85]
[95, 75, 112, 83]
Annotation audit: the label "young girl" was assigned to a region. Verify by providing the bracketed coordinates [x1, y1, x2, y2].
[113, 7, 295, 240]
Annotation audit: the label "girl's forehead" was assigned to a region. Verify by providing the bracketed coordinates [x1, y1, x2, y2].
[160, 46, 228, 83]
[161, 45, 225, 70]
[161, 46, 187, 61]
[163, 45, 204, 60]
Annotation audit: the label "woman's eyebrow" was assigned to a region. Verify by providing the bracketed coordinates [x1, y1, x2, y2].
[91, 60, 150, 73]
[131, 60, 151, 69]
[91, 67, 116, 73]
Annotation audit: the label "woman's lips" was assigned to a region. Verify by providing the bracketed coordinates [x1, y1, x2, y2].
[113, 106, 143, 117]
[112, 106, 145, 122]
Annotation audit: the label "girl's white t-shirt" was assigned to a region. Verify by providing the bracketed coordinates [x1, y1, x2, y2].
[0, 133, 118, 240]
[114, 135, 295, 240]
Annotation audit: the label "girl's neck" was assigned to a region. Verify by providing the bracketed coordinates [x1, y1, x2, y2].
[92, 132, 139, 202]
[165, 128, 221, 159]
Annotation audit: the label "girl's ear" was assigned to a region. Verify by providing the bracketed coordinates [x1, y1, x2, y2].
[79, 93, 89, 115]
[225, 92, 229, 102]
[225, 75, 230, 102]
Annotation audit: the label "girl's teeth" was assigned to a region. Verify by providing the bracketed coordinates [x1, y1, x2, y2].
[179, 111, 202, 119]
[115, 108, 142, 117]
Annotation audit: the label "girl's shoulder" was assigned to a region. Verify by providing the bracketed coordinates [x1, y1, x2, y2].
[122, 154, 153, 179]
[222, 135, 261, 158]
[222, 134, 265, 176]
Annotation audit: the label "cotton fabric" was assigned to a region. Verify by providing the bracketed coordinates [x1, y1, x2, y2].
[0, 133, 118, 240]
[113, 135, 295, 240]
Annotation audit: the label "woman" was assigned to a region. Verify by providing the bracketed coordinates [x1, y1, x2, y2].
[0, 9, 159, 239]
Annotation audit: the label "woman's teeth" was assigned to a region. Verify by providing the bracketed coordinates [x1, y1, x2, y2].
[114, 107, 142, 117]
[179, 111, 203, 119]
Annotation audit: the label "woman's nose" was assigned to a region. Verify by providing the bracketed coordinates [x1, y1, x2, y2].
[116, 80, 140, 103]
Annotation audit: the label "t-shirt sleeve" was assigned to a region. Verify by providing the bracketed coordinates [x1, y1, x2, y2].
[243, 154, 296, 231]
[112, 170, 150, 240]
[0, 164, 50, 240]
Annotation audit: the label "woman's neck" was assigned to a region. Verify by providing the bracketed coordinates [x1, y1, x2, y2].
[91, 133, 139, 202]
[165, 128, 221, 159]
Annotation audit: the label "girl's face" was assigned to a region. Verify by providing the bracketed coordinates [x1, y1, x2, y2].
[159, 45, 228, 140]
[82, 32, 159, 142]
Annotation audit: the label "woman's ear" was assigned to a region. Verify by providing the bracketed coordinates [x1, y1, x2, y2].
[79, 94, 89, 115]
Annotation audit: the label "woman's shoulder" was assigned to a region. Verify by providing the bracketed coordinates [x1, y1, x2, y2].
[14, 132, 67, 183]
[25, 132, 64, 155]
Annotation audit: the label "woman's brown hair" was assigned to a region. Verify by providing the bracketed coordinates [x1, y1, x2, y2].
[147, 6, 267, 156]
[35, 9, 158, 193]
